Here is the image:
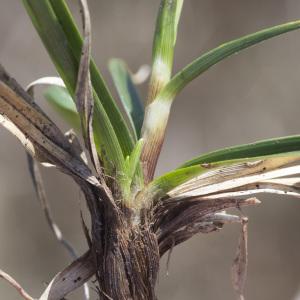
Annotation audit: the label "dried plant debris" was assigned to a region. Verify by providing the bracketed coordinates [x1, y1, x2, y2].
[231, 218, 249, 300]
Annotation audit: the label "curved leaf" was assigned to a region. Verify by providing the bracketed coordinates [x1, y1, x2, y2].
[47, 0, 135, 157]
[145, 151, 300, 199]
[23, 0, 127, 175]
[158, 20, 300, 101]
[180, 135, 300, 168]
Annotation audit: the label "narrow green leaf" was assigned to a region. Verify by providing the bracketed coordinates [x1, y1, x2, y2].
[174, 0, 184, 42]
[170, 161, 300, 199]
[145, 151, 300, 199]
[47, 0, 135, 157]
[126, 139, 144, 180]
[22, 0, 78, 91]
[140, 20, 300, 183]
[23, 0, 126, 174]
[123, 139, 144, 203]
[158, 20, 300, 102]
[148, 164, 206, 197]
[108, 59, 144, 139]
[44, 86, 80, 130]
[148, 0, 184, 103]
[180, 135, 300, 168]
[141, 0, 184, 182]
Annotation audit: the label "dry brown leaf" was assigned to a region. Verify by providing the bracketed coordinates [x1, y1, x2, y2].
[0, 64, 100, 188]
[169, 158, 300, 198]
[39, 251, 95, 300]
[75, 0, 102, 176]
[231, 218, 248, 300]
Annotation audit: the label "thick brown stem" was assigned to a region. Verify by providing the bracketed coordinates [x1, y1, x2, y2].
[86, 194, 160, 300]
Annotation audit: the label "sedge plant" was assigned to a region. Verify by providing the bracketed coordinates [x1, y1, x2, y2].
[1, 1, 300, 299]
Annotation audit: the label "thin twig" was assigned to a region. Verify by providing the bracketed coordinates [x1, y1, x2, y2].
[76, 0, 102, 177]
[26, 146, 77, 260]
[0, 269, 35, 300]
[231, 217, 248, 300]
[26, 154, 90, 300]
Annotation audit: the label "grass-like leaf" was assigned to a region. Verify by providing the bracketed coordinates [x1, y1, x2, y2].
[47, 0, 135, 157]
[141, 15, 300, 183]
[180, 135, 300, 168]
[123, 139, 144, 203]
[171, 164, 300, 199]
[140, 21, 300, 182]
[205, 177, 300, 200]
[140, 0, 184, 182]
[148, 0, 184, 103]
[22, 0, 127, 175]
[108, 59, 144, 139]
[157, 20, 300, 102]
[145, 151, 300, 199]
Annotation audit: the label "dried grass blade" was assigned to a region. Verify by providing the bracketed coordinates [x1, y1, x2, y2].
[0, 269, 34, 300]
[231, 218, 248, 300]
[0, 64, 100, 188]
[169, 156, 300, 198]
[75, 0, 101, 176]
[39, 251, 95, 300]
[206, 177, 300, 199]
[179, 165, 300, 198]
[26, 147, 91, 300]
[26, 76, 65, 91]
[27, 154, 77, 259]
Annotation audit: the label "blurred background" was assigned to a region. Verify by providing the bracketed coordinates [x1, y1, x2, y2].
[1, 0, 300, 299]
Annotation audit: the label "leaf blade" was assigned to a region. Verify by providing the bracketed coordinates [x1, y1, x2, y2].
[148, 0, 184, 103]
[141, 0, 184, 182]
[140, 20, 300, 182]
[47, 0, 135, 157]
[146, 151, 300, 200]
[158, 20, 300, 101]
[23, 0, 127, 175]
[180, 135, 300, 168]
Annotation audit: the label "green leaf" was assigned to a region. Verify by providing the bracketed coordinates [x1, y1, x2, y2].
[23, 0, 127, 174]
[157, 20, 300, 102]
[169, 159, 300, 199]
[125, 139, 144, 181]
[47, 0, 135, 157]
[146, 151, 300, 199]
[141, 0, 184, 182]
[148, 164, 206, 197]
[147, 135, 300, 198]
[180, 135, 300, 168]
[108, 59, 144, 139]
[148, 0, 184, 103]
[23, 0, 78, 92]
[123, 139, 144, 203]
[44, 86, 80, 130]
[140, 20, 300, 183]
